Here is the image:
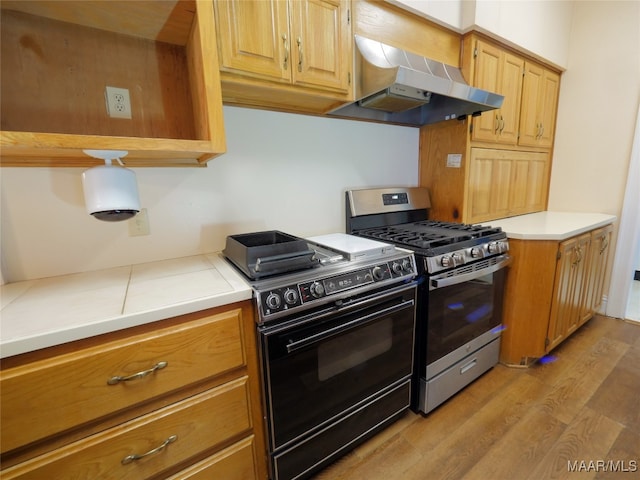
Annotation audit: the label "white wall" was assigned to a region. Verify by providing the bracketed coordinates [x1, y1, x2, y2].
[388, 0, 573, 68]
[0, 107, 418, 282]
[548, 1, 639, 214]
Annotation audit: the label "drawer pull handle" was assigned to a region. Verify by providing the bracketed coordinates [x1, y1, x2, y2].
[121, 434, 177, 465]
[107, 361, 168, 385]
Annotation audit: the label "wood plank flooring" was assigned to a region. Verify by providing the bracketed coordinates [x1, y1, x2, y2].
[314, 315, 640, 480]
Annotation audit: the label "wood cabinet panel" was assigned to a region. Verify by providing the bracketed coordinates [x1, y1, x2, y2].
[518, 64, 560, 148]
[291, 0, 351, 92]
[166, 436, 259, 480]
[1, 308, 246, 454]
[500, 225, 614, 366]
[466, 148, 550, 224]
[1, 378, 253, 480]
[216, 0, 290, 82]
[471, 40, 524, 145]
[546, 233, 591, 352]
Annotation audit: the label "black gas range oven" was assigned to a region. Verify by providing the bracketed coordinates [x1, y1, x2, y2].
[223, 231, 417, 480]
[346, 187, 511, 414]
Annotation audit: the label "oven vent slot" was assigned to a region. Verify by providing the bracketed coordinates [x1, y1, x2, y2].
[440, 256, 500, 278]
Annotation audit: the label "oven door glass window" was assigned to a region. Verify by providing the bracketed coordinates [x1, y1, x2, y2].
[426, 269, 504, 365]
[261, 287, 416, 450]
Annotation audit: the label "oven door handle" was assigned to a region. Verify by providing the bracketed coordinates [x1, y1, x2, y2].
[430, 255, 511, 290]
[285, 299, 415, 353]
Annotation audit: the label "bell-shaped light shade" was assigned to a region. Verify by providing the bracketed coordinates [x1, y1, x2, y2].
[81, 150, 141, 222]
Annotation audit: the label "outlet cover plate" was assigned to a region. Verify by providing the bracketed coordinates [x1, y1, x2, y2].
[105, 86, 132, 119]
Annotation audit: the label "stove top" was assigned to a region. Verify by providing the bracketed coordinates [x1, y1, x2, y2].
[223, 231, 417, 324]
[354, 220, 505, 256]
[345, 187, 509, 274]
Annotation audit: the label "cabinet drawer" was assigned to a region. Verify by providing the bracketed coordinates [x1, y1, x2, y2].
[1, 308, 246, 454]
[1, 377, 253, 480]
[166, 436, 258, 480]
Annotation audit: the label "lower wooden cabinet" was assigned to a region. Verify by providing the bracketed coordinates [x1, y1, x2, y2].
[500, 224, 613, 366]
[0, 301, 268, 480]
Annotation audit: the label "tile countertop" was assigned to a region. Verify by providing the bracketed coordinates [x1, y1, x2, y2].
[0, 253, 253, 359]
[485, 211, 617, 240]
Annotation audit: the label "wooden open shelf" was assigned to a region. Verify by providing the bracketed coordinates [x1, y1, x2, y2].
[0, 0, 226, 167]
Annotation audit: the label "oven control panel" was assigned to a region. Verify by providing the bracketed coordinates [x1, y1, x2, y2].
[257, 256, 415, 319]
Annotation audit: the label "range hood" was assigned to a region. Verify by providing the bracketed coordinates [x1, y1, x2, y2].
[329, 35, 504, 127]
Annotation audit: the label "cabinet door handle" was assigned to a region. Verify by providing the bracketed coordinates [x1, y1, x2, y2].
[500, 115, 505, 133]
[495, 114, 500, 133]
[121, 434, 177, 465]
[297, 36, 303, 72]
[107, 361, 168, 385]
[282, 34, 289, 70]
[600, 237, 609, 254]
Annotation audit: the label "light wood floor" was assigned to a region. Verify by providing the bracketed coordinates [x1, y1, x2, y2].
[314, 315, 640, 480]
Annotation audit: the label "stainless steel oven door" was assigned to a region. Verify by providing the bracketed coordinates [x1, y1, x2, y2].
[425, 254, 510, 377]
[259, 283, 416, 453]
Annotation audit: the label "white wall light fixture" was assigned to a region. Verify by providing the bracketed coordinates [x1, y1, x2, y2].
[81, 150, 141, 222]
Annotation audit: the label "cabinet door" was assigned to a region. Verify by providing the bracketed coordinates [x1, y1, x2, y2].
[538, 69, 560, 146]
[471, 40, 523, 145]
[215, 0, 291, 82]
[581, 225, 613, 321]
[471, 41, 502, 142]
[508, 151, 550, 216]
[468, 150, 513, 222]
[290, 0, 351, 93]
[519, 63, 560, 148]
[547, 233, 591, 352]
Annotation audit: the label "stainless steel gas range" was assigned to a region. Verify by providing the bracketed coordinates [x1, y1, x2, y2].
[223, 231, 417, 480]
[346, 187, 511, 414]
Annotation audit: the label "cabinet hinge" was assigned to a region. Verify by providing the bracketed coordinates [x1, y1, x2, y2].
[545, 337, 550, 348]
[347, 8, 351, 25]
[557, 250, 562, 260]
[473, 47, 478, 59]
[469, 122, 473, 134]
[523, 67, 526, 76]
[348, 71, 351, 85]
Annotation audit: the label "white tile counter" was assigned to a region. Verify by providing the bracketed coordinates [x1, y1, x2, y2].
[485, 211, 617, 240]
[0, 253, 252, 359]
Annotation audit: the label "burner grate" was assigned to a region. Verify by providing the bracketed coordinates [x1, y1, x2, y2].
[354, 220, 504, 253]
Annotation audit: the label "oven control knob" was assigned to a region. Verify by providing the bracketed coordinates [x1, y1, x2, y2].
[391, 262, 404, 274]
[488, 241, 505, 254]
[441, 256, 452, 268]
[402, 258, 412, 272]
[309, 281, 325, 298]
[265, 292, 281, 310]
[284, 288, 299, 305]
[470, 247, 483, 258]
[372, 266, 385, 280]
[452, 253, 464, 265]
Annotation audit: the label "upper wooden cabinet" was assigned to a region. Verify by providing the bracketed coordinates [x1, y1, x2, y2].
[0, 1, 226, 168]
[518, 63, 560, 148]
[471, 40, 524, 145]
[214, 0, 353, 114]
[462, 34, 561, 151]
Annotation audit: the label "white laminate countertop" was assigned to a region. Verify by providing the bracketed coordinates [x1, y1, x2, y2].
[485, 211, 617, 240]
[0, 253, 253, 359]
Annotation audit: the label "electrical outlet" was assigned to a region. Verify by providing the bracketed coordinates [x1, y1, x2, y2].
[105, 86, 132, 119]
[129, 208, 150, 236]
